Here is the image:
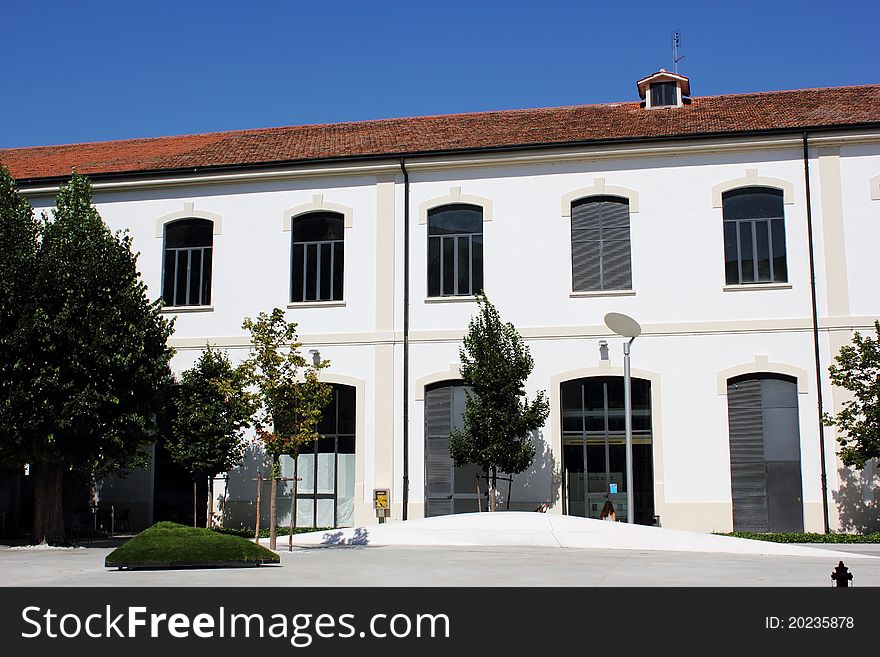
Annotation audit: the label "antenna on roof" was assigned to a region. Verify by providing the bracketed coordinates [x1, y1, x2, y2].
[672, 30, 685, 73]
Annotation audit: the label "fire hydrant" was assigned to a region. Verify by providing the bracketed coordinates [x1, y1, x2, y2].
[831, 561, 853, 587]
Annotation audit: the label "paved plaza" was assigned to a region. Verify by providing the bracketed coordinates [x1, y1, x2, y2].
[2, 543, 878, 588]
[3, 514, 877, 587]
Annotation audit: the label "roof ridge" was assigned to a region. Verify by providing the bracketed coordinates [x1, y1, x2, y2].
[693, 82, 880, 101]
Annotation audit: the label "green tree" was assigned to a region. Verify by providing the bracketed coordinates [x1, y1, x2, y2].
[825, 321, 880, 469]
[0, 169, 174, 543]
[0, 165, 41, 466]
[170, 345, 253, 528]
[449, 292, 549, 511]
[241, 308, 331, 549]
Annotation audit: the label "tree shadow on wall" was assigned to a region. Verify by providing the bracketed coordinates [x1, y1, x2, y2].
[506, 431, 560, 509]
[832, 462, 879, 534]
[223, 442, 272, 529]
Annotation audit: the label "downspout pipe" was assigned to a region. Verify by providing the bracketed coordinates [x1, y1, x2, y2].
[802, 132, 831, 534]
[400, 158, 410, 521]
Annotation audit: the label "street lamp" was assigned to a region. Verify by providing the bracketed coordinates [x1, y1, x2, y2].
[603, 312, 642, 525]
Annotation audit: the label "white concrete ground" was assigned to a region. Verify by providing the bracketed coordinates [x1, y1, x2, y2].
[3, 543, 880, 587]
[3, 513, 877, 587]
[276, 512, 877, 559]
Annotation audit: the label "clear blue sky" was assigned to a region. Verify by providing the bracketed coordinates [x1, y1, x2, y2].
[2, 0, 877, 148]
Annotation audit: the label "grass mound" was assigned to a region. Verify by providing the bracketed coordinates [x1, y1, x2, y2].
[105, 522, 280, 569]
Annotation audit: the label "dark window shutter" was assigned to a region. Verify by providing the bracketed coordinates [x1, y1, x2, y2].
[425, 386, 454, 517]
[727, 375, 803, 532]
[571, 199, 602, 292]
[571, 197, 631, 291]
[425, 383, 480, 517]
[598, 199, 631, 290]
[571, 241, 601, 291]
[727, 378, 769, 532]
[602, 239, 632, 290]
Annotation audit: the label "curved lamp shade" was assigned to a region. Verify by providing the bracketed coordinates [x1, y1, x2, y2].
[604, 312, 642, 338]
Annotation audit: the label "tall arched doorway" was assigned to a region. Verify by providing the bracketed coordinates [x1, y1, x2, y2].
[282, 384, 356, 528]
[561, 377, 654, 524]
[424, 381, 484, 517]
[727, 374, 804, 532]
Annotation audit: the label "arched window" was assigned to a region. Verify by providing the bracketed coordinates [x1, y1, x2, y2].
[427, 204, 483, 297]
[162, 218, 213, 307]
[722, 187, 787, 285]
[291, 212, 344, 302]
[570, 196, 632, 291]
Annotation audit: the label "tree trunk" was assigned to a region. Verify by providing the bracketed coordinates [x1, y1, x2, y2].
[476, 472, 483, 512]
[269, 455, 278, 550]
[290, 447, 300, 546]
[254, 474, 261, 543]
[489, 467, 498, 512]
[206, 475, 214, 529]
[33, 461, 65, 544]
[193, 481, 197, 527]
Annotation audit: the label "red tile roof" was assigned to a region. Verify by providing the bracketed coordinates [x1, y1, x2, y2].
[3, 85, 880, 182]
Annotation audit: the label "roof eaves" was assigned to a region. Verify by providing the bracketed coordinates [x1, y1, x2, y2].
[14, 121, 880, 190]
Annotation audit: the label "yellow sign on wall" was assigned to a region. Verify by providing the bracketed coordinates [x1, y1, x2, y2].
[373, 488, 390, 510]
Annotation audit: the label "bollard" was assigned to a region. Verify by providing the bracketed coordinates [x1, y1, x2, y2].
[831, 561, 853, 587]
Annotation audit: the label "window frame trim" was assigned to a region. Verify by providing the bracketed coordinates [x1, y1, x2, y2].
[870, 174, 880, 201]
[282, 195, 353, 231]
[160, 216, 216, 308]
[711, 170, 795, 208]
[284, 197, 353, 304]
[720, 185, 789, 286]
[425, 203, 485, 298]
[155, 202, 222, 238]
[566, 191, 635, 293]
[561, 178, 640, 216]
[418, 187, 493, 225]
[715, 356, 809, 395]
[290, 230, 344, 303]
[647, 81, 681, 109]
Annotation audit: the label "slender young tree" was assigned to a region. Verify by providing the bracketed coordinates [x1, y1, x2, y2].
[0, 170, 174, 543]
[825, 321, 880, 470]
[241, 308, 331, 549]
[450, 292, 549, 511]
[170, 345, 253, 528]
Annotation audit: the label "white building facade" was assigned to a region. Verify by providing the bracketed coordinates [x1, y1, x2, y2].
[8, 75, 880, 534]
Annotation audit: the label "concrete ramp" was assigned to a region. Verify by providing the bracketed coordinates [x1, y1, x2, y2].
[281, 512, 876, 559]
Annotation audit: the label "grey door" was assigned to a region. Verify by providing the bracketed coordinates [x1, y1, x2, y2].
[727, 375, 804, 532]
[424, 382, 483, 517]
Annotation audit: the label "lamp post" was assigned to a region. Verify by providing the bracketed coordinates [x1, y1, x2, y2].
[603, 312, 642, 525]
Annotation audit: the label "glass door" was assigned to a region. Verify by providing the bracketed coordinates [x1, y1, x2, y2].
[562, 377, 654, 524]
